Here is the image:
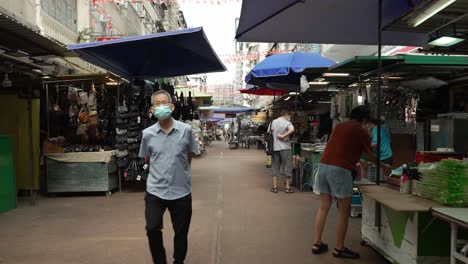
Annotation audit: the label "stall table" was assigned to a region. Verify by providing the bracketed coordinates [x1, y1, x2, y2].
[432, 208, 468, 264]
[45, 151, 118, 196]
[360, 185, 451, 264]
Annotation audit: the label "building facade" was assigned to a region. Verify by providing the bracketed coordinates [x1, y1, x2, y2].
[0, 0, 187, 77]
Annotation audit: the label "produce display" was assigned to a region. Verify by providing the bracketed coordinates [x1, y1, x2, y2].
[419, 159, 468, 207]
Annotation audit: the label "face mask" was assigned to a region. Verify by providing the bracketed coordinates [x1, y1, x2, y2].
[154, 105, 172, 120]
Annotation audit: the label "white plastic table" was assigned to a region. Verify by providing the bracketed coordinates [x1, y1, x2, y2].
[432, 207, 468, 264]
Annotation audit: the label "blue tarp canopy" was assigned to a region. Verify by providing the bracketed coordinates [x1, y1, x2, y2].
[235, 0, 427, 45]
[245, 52, 335, 87]
[68, 27, 226, 79]
[213, 104, 253, 114]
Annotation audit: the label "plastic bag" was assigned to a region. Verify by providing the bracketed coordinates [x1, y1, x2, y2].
[313, 168, 320, 195]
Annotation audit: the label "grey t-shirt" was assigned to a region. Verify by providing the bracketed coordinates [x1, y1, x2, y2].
[270, 117, 294, 151]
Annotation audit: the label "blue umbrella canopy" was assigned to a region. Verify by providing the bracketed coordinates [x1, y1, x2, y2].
[245, 52, 336, 87]
[68, 27, 226, 79]
[213, 104, 253, 114]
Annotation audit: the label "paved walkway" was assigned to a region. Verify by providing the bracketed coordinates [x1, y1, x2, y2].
[0, 142, 386, 264]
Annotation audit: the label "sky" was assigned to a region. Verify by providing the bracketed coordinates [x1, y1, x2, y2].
[179, 1, 242, 86]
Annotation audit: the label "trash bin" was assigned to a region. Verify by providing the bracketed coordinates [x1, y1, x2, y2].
[0, 136, 16, 213]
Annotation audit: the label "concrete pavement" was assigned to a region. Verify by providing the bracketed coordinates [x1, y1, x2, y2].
[0, 142, 387, 264]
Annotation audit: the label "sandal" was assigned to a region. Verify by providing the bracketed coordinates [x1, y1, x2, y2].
[285, 188, 295, 194]
[333, 247, 360, 259]
[312, 243, 328, 254]
[271, 187, 278, 193]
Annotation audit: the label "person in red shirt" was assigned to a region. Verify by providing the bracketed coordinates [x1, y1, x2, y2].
[311, 106, 391, 259]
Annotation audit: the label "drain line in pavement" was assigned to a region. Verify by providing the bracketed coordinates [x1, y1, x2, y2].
[211, 154, 224, 264]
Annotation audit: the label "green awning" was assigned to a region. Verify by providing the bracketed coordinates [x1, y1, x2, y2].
[323, 54, 468, 83]
[174, 86, 212, 98]
[327, 56, 404, 75]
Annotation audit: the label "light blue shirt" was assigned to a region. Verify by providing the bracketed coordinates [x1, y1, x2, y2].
[139, 119, 199, 200]
[372, 125, 393, 160]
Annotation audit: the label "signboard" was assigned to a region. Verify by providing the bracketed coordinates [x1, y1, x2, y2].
[252, 114, 266, 123]
[430, 125, 440, 132]
[96, 37, 121, 42]
[225, 113, 236, 118]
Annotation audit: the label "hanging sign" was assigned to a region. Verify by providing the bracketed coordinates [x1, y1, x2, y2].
[96, 37, 121, 42]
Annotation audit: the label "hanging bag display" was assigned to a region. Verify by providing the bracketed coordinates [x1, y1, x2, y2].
[115, 149, 128, 158]
[88, 83, 98, 111]
[78, 91, 89, 106]
[264, 120, 274, 156]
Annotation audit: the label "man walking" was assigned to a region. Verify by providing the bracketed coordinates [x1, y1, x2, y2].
[312, 106, 390, 259]
[270, 110, 295, 193]
[139, 90, 199, 264]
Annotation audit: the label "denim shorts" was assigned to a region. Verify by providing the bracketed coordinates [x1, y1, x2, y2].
[316, 163, 353, 198]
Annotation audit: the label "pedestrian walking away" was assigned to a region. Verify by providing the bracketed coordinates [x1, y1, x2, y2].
[312, 106, 391, 259]
[270, 110, 295, 194]
[139, 90, 199, 264]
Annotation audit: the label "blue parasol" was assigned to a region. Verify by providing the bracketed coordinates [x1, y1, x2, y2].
[245, 52, 335, 89]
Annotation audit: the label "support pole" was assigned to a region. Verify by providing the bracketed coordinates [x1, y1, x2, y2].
[45, 83, 50, 137]
[273, 90, 276, 117]
[375, 0, 383, 232]
[27, 84, 35, 205]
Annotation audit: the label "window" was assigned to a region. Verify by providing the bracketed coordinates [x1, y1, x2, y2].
[41, 0, 77, 32]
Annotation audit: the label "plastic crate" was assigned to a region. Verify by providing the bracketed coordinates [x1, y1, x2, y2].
[352, 194, 361, 205]
[416, 152, 464, 163]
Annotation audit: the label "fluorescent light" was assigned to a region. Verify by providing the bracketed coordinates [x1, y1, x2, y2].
[106, 82, 118, 85]
[308, 99, 314, 103]
[318, 101, 331, 104]
[284, 96, 291, 101]
[409, 0, 456, 27]
[309, 81, 330, 85]
[323, 73, 350, 77]
[289, 92, 299, 95]
[32, 69, 42, 73]
[358, 95, 363, 104]
[428, 36, 465, 47]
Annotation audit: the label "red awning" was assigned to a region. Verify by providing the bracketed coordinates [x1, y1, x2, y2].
[239, 87, 288, 96]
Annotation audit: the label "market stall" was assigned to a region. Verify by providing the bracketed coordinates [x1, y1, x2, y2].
[211, 105, 253, 149]
[319, 54, 468, 263]
[44, 151, 117, 196]
[40, 27, 225, 195]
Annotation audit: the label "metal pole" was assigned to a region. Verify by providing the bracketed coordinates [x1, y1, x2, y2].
[27, 84, 35, 205]
[294, 86, 299, 114]
[45, 83, 50, 138]
[375, 0, 383, 232]
[273, 90, 276, 117]
[377, 0, 382, 185]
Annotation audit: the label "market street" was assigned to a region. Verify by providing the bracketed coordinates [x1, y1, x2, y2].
[0, 142, 386, 264]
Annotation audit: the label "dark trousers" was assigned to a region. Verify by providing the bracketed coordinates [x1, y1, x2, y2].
[145, 192, 192, 264]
